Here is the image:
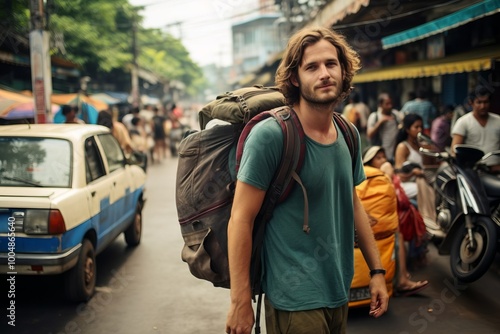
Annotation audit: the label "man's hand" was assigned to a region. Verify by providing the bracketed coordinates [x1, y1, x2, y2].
[379, 114, 393, 124]
[368, 274, 389, 318]
[226, 300, 254, 334]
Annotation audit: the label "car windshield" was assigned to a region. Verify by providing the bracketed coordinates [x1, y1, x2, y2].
[0, 137, 72, 187]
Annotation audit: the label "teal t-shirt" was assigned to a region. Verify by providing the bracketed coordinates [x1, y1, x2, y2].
[237, 116, 366, 311]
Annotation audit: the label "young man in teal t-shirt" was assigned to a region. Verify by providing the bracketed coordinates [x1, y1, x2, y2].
[226, 27, 389, 334]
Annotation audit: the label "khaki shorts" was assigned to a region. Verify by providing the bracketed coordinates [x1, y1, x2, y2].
[264, 298, 348, 334]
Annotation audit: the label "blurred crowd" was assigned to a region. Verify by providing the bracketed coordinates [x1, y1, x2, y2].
[348, 84, 499, 295]
[62, 101, 195, 168]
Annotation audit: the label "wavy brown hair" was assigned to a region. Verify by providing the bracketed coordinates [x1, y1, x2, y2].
[275, 26, 361, 106]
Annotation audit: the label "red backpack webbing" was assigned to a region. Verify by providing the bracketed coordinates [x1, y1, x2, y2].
[236, 106, 305, 203]
[333, 112, 359, 171]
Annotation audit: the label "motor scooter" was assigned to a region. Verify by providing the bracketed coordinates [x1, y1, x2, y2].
[418, 133, 500, 283]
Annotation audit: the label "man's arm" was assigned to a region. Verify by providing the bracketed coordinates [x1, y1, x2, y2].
[226, 181, 266, 334]
[353, 190, 389, 318]
[367, 114, 391, 139]
[450, 134, 464, 156]
[366, 122, 378, 139]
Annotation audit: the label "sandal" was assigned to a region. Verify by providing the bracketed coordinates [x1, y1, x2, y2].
[395, 280, 429, 297]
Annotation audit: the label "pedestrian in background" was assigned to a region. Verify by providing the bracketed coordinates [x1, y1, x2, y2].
[122, 106, 140, 131]
[62, 105, 85, 124]
[151, 106, 167, 162]
[361, 146, 429, 297]
[430, 104, 454, 152]
[97, 109, 133, 154]
[394, 114, 434, 269]
[401, 88, 437, 136]
[367, 92, 401, 163]
[226, 26, 388, 334]
[394, 114, 425, 202]
[451, 85, 500, 172]
[343, 90, 370, 134]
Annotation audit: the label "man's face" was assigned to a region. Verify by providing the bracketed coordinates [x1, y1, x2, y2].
[471, 95, 490, 117]
[380, 97, 393, 113]
[293, 39, 343, 106]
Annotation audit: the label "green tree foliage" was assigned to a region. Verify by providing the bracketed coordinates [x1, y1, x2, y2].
[0, 1, 26, 29]
[49, 0, 133, 72]
[138, 28, 206, 95]
[1, 0, 206, 97]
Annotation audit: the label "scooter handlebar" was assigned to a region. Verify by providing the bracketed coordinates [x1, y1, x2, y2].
[419, 147, 448, 159]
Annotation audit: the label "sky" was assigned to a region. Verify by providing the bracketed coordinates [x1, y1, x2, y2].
[129, 0, 260, 67]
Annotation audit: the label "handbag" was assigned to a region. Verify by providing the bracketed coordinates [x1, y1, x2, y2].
[392, 175, 427, 246]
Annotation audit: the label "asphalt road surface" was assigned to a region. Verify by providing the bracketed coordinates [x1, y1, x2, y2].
[1, 157, 500, 334]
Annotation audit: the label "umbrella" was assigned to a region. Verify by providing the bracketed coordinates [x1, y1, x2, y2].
[90, 93, 121, 105]
[1, 102, 60, 120]
[0, 89, 33, 115]
[0, 88, 59, 120]
[51, 93, 109, 112]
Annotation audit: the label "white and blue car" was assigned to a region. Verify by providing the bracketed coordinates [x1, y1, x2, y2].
[0, 124, 146, 301]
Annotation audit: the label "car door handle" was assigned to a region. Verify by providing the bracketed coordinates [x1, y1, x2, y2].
[91, 191, 96, 197]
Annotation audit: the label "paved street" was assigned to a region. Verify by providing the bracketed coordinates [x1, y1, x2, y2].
[2, 156, 500, 334]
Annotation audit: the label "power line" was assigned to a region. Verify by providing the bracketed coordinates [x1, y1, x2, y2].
[140, 1, 279, 30]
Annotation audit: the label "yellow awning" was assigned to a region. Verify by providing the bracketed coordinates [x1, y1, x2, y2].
[353, 46, 500, 83]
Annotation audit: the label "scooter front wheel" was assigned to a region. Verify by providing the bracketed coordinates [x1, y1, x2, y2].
[449, 216, 497, 283]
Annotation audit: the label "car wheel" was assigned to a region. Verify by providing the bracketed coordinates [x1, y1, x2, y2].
[64, 239, 96, 302]
[124, 203, 142, 246]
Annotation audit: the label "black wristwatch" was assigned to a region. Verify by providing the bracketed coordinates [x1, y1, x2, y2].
[370, 269, 386, 277]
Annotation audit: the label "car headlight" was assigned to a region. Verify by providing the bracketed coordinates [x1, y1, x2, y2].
[13, 209, 66, 235]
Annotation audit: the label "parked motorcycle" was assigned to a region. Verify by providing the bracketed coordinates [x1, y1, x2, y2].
[418, 133, 500, 283]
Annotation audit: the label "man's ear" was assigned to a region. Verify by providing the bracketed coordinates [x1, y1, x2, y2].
[291, 74, 299, 87]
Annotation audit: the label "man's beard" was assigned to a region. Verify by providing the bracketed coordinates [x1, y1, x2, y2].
[300, 90, 340, 107]
[299, 79, 342, 107]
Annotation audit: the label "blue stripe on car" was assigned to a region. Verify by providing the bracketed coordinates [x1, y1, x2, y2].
[0, 187, 143, 255]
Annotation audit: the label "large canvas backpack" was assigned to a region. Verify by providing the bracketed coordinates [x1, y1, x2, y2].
[176, 86, 359, 292]
[198, 85, 285, 129]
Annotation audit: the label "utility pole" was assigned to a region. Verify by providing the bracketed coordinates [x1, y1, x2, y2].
[29, 0, 53, 123]
[131, 13, 140, 108]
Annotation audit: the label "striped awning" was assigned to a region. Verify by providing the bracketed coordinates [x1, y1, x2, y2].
[382, 0, 500, 49]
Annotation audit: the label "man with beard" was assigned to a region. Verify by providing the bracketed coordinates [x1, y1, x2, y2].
[451, 86, 500, 172]
[367, 93, 402, 163]
[225, 27, 388, 334]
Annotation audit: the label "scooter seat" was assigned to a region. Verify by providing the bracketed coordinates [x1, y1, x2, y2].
[480, 173, 500, 197]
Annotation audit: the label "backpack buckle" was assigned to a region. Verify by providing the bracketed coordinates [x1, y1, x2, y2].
[275, 108, 290, 121]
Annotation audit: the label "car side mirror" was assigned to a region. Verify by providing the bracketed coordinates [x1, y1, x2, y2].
[127, 151, 147, 172]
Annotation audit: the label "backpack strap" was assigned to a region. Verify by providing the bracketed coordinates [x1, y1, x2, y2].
[236, 106, 309, 231]
[236, 106, 306, 202]
[333, 112, 359, 171]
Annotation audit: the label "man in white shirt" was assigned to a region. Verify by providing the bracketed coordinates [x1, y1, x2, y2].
[367, 93, 402, 162]
[452, 86, 500, 172]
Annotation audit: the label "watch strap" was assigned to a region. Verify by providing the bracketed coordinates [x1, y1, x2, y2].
[370, 269, 386, 277]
